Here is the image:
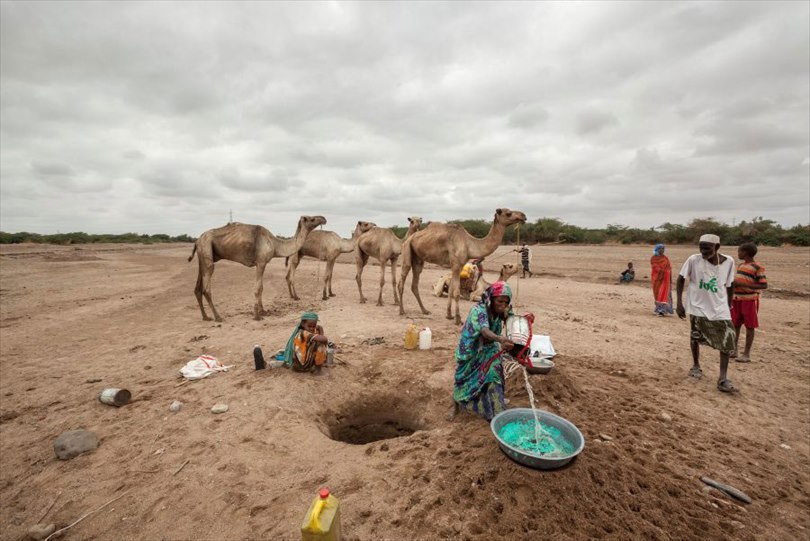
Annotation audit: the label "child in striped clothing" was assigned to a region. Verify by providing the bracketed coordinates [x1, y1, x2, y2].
[731, 242, 768, 362]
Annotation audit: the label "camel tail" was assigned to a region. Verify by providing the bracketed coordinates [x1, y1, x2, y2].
[188, 243, 197, 262]
[285, 256, 289, 267]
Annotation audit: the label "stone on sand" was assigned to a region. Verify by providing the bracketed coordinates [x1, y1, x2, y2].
[211, 403, 229, 414]
[27, 523, 56, 540]
[53, 429, 98, 460]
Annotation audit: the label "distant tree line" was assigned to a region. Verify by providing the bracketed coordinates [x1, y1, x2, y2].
[3, 216, 808, 246]
[0, 232, 195, 245]
[391, 216, 810, 247]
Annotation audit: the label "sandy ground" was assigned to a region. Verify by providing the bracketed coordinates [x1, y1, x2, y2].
[1, 242, 808, 541]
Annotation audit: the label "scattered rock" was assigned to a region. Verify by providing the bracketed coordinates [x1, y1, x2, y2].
[27, 523, 56, 540]
[659, 412, 672, 422]
[780, 443, 791, 450]
[598, 433, 613, 441]
[361, 336, 385, 346]
[211, 403, 229, 414]
[54, 429, 98, 460]
[85, 378, 102, 384]
[170, 400, 183, 412]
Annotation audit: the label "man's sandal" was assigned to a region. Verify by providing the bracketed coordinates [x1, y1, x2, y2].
[688, 366, 703, 379]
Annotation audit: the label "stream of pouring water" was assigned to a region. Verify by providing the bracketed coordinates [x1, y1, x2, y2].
[521, 365, 555, 449]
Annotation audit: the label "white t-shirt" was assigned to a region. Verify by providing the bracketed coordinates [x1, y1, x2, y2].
[679, 253, 736, 320]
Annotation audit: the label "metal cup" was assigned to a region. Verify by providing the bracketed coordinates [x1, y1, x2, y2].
[99, 388, 131, 407]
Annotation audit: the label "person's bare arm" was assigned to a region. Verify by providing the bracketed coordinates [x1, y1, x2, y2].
[480, 327, 514, 349]
[676, 275, 686, 319]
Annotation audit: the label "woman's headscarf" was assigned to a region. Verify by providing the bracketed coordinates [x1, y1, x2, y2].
[479, 281, 513, 321]
[283, 311, 319, 366]
[653, 243, 665, 256]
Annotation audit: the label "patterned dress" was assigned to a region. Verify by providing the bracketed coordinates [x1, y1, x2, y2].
[453, 302, 508, 420]
[291, 329, 328, 372]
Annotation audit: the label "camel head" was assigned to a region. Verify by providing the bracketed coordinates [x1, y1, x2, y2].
[407, 216, 423, 233]
[494, 208, 527, 227]
[353, 220, 376, 238]
[299, 215, 328, 234]
[500, 263, 519, 281]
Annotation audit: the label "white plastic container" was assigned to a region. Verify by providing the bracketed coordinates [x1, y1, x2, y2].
[418, 327, 432, 350]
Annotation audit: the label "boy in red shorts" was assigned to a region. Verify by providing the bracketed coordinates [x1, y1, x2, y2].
[731, 242, 767, 362]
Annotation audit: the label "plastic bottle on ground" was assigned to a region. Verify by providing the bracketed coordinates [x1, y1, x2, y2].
[404, 323, 419, 350]
[301, 487, 341, 541]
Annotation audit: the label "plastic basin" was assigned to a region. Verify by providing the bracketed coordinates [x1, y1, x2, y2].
[490, 408, 584, 470]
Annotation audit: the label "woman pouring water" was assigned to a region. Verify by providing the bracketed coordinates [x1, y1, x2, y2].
[448, 281, 515, 421]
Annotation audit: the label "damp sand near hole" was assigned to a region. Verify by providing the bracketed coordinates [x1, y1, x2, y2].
[498, 419, 575, 458]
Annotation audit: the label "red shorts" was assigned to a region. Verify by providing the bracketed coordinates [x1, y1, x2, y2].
[731, 298, 759, 329]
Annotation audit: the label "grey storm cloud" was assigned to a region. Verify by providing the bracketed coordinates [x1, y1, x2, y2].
[1, 0, 808, 236]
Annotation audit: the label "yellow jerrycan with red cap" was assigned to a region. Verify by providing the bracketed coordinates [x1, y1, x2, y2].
[301, 487, 341, 541]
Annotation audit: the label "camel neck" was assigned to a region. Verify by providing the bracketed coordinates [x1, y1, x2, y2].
[276, 223, 309, 257]
[467, 220, 506, 258]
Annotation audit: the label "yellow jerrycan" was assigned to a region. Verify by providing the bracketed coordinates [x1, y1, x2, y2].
[301, 487, 341, 541]
[404, 323, 419, 350]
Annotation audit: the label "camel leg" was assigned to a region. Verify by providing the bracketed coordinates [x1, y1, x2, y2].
[323, 258, 337, 300]
[254, 261, 267, 320]
[194, 263, 213, 321]
[285, 254, 301, 301]
[376, 258, 387, 306]
[389, 256, 400, 305]
[355, 251, 369, 304]
[196, 251, 223, 322]
[449, 271, 462, 324]
[398, 257, 411, 315]
[410, 260, 431, 315]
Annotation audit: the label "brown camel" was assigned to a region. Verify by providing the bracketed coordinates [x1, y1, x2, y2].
[355, 216, 423, 306]
[398, 208, 527, 324]
[469, 263, 520, 302]
[188, 215, 327, 321]
[285, 221, 376, 301]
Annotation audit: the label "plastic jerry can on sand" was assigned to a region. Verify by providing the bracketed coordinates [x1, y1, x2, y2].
[418, 327, 432, 350]
[404, 323, 419, 350]
[301, 487, 341, 541]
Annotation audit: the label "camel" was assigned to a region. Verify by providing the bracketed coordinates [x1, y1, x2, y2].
[398, 208, 527, 324]
[354, 216, 423, 306]
[285, 221, 376, 301]
[469, 263, 520, 302]
[188, 215, 327, 321]
[434, 262, 519, 301]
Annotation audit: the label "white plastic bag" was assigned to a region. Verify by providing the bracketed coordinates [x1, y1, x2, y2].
[529, 335, 556, 360]
[180, 355, 232, 380]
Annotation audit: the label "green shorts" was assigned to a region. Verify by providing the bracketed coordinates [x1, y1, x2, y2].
[690, 315, 735, 353]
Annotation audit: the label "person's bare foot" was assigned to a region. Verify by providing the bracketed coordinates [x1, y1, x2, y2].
[446, 402, 459, 422]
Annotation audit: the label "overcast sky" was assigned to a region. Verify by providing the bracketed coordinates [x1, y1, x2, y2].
[1, 1, 808, 237]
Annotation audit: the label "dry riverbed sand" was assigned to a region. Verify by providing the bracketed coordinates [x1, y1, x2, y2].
[1, 242, 808, 540]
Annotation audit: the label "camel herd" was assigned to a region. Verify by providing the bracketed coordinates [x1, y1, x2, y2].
[188, 208, 527, 324]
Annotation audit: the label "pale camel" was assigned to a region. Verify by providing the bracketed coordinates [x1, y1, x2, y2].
[285, 221, 376, 301]
[469, 263, 520, 302]
[398, 208, 527, 324]
[434, 262, 519, 301]
[355, 216, 423, 306]
[188, 215, 327, 321]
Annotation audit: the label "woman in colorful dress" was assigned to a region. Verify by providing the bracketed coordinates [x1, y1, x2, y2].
[448, 281, 515, 421]
[283, 311, 330, 373]
[651, 244, 674, 316]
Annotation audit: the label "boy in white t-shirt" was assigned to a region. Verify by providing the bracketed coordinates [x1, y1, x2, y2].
[676, 234, 738, 392]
